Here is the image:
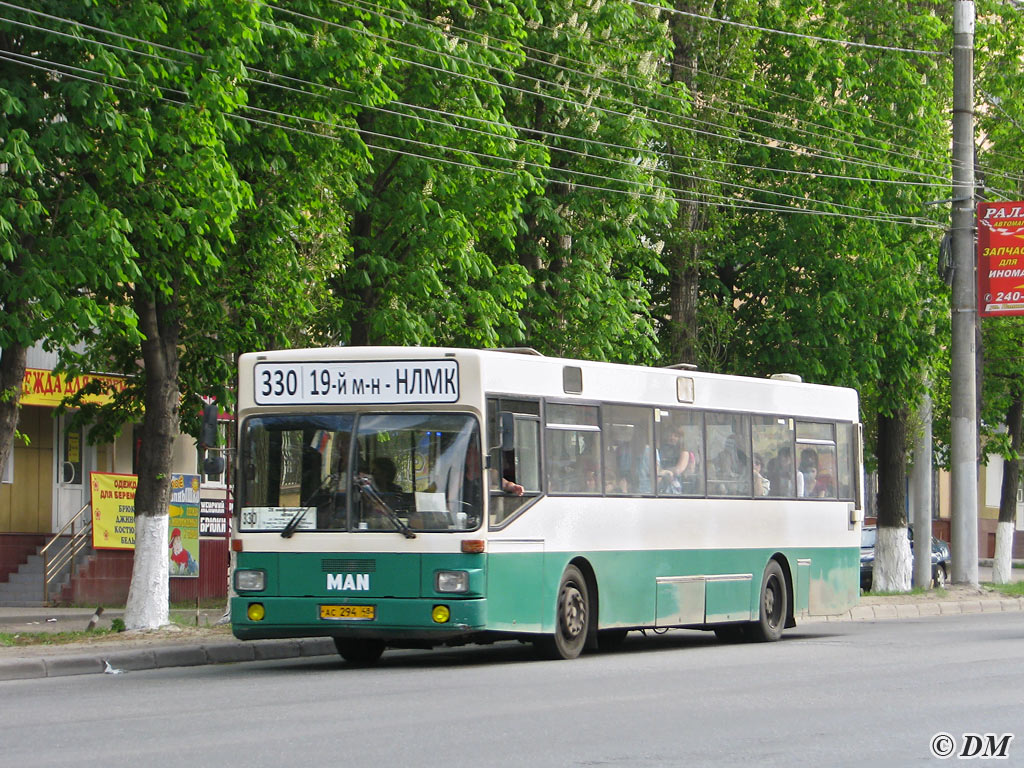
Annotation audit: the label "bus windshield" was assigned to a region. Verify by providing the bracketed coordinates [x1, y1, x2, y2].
[239, 412, 482, 533]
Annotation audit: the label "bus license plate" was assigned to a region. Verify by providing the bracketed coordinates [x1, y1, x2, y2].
[320, 605, 375, 621]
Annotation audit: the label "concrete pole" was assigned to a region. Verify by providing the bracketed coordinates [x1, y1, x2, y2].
[912, 390, 934, 589]
[950, 0, 979, 586]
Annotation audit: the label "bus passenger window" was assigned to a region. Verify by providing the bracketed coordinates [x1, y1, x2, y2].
[656, 409, 704, 496]
[836, 423, 855, 501]
[603, 405, 653, 495]
[796, 422, 838, 499]
[753, 415, 793, 498]
[546, 403, 601, 495]
[706, 412, 751, 497]
[487, 399, 541, 527]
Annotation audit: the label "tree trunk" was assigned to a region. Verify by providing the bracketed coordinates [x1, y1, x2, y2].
[123, 290, 181, 630]
[664, 11, 702, 367]
[0, 341, 27, 481]
[875, 409, 911, 591]
[993, 394, 1022, 583]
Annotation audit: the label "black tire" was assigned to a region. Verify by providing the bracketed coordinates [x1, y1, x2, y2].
[333, 637, 386, 665]
[749, 560, 788, 642]
[536, 565, 590, 660]
[933, 563, 947, 589]
[596, 629, 629, 651]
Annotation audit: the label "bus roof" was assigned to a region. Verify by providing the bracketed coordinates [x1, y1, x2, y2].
[239, 347, 859, 422]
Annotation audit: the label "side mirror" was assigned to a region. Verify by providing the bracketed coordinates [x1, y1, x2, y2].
[204, 455, 226, 478]
[500, 412, 516, 452]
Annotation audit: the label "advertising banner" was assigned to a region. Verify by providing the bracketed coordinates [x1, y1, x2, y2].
[200, 498, 229, 537]
[91, 472, 138, 550]
[90, 473, 202, 578]
[22, 368, 128, 408]
[978, 201, 1024, 317]
[169, 474, 201, 577]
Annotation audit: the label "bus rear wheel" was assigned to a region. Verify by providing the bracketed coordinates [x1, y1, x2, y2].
[333, 637, 386, 665]
[749, 560, 788, 642]
[536, 565, 590, 660]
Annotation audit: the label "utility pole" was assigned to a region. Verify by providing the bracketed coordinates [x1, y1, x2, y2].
[950, 0, 979, 586]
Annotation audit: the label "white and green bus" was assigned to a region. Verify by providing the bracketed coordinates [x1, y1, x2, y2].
[231, 347, 863, 662]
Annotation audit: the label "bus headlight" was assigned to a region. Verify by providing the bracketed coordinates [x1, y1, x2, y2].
[235, 569, 266, 592]
[435, 570, 469, 593]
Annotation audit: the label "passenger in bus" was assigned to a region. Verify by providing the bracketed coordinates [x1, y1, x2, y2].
[811, 472, 835, 498]
[768, 446, 796, 497]
[499, 450, 525, 495]
[658, 425, 698, 494]
[799, 449, 819, 498]
[753, 454, 770, 496]
[370, 456, 402, 492]
[711, 432, 747, 493]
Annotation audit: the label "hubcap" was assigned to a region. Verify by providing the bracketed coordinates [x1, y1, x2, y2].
[562, 584, 586, 638]
[764, 578, 780, 627]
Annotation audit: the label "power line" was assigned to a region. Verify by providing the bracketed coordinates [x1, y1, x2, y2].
[0, 49, 941, 229]
[260, 1, 953, 184]
[626, 0, 947, 57]
[3, 1, 956, 191]
[321, 0, 954, 184]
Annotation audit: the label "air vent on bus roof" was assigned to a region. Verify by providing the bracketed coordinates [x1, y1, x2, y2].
[664, 362, 698, 371]
[563, 366, 583, 394]
[769, 373, 803, 382]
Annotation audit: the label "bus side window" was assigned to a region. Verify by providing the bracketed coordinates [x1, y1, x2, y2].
[836, 422, 855, 501]
[488, 399, 541, 527]
[796, 422, 838, 499]
[706, 412, 752, 497]
[603, 405, 654, 495]
[753, 415, 793, 498]
[545, 403, 600, 495]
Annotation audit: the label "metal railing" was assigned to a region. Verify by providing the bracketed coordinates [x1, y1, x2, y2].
[41, 501, 93, 604]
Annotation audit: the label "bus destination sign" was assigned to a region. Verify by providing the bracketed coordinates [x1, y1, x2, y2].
[254, 360, 460, 405]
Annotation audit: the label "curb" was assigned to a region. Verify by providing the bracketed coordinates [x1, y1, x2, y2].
[0, 637, 336, 682]
[3, 598, 1023, 681]
[808, 596, 1024, 623]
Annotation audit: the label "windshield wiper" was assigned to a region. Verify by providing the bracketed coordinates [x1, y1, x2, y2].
[354, 476, 416, 539]
[281, 472, 342, 538]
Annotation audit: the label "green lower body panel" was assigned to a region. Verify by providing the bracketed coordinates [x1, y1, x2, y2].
[232, 546, 858, 644]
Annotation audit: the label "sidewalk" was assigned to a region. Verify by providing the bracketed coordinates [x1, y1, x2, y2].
[1, 582, 1022, 681]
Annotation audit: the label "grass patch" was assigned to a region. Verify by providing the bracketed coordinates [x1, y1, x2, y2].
[863, 586, 948, 598]
[986, 581, 1024, 597]
[0, 628, 122, 647]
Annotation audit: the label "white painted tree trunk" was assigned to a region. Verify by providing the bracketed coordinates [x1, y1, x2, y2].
[124, 513, 170, 630]
[874, 526, 912, 592]
[992, 521, 1015, 584]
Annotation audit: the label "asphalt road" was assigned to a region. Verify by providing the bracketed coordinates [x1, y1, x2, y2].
[2, 610, 1022, 768]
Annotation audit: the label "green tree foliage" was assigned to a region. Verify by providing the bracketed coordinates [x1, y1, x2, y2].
[500, 0, 676, 363]
[314, 0, 543, 349]
[0, 5, 141, 476]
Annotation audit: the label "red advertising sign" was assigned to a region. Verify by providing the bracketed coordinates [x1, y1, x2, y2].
[978, 201, 1024, 317]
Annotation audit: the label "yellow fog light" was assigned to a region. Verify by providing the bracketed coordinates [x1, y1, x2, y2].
[431, 605, 451, 624]
[247, 603, 266, 622]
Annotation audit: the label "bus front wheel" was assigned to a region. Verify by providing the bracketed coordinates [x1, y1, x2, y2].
[536, 565, 590, 660]
[333, 637, 386, 665]
[749, 560, 788, 642]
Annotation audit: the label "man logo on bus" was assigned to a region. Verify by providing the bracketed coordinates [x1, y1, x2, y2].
[327, 573, 371, 591]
